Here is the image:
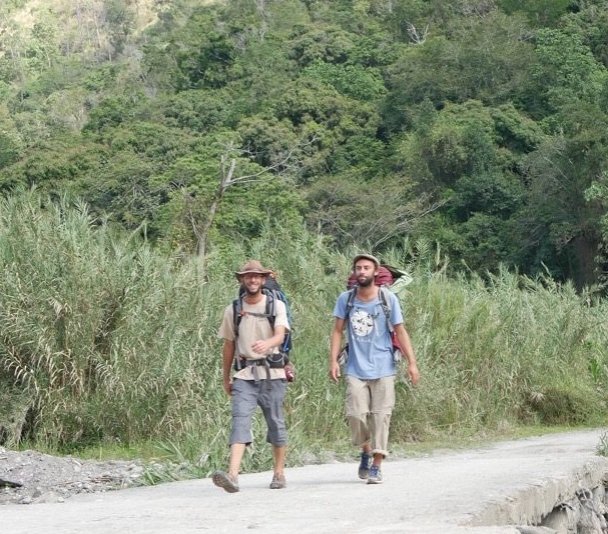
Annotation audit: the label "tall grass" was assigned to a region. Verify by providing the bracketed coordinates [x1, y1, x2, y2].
[1, 191, 607, 476]
[397, 263, 608, 440]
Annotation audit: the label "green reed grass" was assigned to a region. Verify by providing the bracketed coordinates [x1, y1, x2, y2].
[0, 191, 607, 478]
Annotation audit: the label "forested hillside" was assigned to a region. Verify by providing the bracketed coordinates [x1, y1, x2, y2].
[2, 0, 608, 288]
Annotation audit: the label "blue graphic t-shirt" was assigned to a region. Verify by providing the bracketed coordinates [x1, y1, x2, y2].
[333, 289, 404, 380]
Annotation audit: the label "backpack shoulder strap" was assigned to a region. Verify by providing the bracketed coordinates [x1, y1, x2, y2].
[345, 287, 357, 319]
[234, 293, 275, 336]
[264, 289, 277, 328]
[378, 286, 394, 332]
[233, 296, 243, 338]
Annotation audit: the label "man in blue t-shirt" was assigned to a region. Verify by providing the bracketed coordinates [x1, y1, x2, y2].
[330, 254, 420, 484]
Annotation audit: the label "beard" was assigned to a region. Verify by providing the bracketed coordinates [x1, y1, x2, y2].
[357, 276, 375, 288]
[244, 286, 262, 297]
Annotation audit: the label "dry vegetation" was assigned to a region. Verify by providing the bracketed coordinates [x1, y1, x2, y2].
[2, 0, 158, 63]
[9, 0, 158, 33]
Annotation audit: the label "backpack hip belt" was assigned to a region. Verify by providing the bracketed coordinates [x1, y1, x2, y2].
[234, 355, 287, 384]
[234, 354, 287, 371]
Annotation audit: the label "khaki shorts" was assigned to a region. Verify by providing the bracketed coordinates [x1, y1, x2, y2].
[345, 375, 395, 457]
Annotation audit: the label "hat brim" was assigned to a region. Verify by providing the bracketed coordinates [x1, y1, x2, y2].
[353, 254, 380, 268]
[235, 270, 271, 277]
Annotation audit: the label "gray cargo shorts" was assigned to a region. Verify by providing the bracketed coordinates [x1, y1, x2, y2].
[229, 378, 288, 447]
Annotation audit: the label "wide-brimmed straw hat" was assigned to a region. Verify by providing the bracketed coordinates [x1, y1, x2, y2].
[352, 253, 380, 269]
[235, 259, 272, 278]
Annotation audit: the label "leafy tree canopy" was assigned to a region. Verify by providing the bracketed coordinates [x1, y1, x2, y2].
[3, 0, 608, 287]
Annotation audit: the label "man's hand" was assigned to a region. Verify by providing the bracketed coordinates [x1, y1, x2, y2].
[408, 362, 420, 386]
[329, 360, 341, 383]
[251, 339, 272, 354]
[223, 378, 233, 396]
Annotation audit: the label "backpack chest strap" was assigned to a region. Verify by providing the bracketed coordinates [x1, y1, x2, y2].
[238, 310, 272, 319]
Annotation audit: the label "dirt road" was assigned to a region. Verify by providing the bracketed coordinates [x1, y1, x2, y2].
[4, 429, 608, 534]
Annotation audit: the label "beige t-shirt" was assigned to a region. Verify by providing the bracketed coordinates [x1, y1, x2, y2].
[218, 295, 290, 380]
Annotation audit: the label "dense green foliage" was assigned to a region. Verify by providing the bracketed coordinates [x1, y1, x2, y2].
[1, 192, 607, 474]
[2, 0, 608, 287]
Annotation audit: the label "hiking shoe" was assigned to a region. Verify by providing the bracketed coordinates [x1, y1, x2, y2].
[269, 473, 286, 489]
[358, 452, 372, 480]
[212, 470, 239, 493]
[367, 465, 383, 485]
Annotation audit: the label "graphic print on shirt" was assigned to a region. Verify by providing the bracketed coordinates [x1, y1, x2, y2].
[350, 308, 375, 340]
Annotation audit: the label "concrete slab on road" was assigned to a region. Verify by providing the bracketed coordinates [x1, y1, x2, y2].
[4, 429, 608, 534]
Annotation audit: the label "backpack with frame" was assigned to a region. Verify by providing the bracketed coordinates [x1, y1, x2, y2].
[232, 273, 294, 381]
[339, 264, 411, 366]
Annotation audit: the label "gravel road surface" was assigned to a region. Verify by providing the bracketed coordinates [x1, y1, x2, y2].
[3, 429, 608, 534]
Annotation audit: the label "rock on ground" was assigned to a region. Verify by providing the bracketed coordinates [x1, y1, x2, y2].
[0, 446, 144, 505]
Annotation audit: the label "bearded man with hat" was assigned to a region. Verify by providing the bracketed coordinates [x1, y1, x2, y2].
[212, 260, 290, 493]
[329, 253, 419, 485]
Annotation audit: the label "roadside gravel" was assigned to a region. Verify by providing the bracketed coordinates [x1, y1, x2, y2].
[0, 446, 144, 505]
